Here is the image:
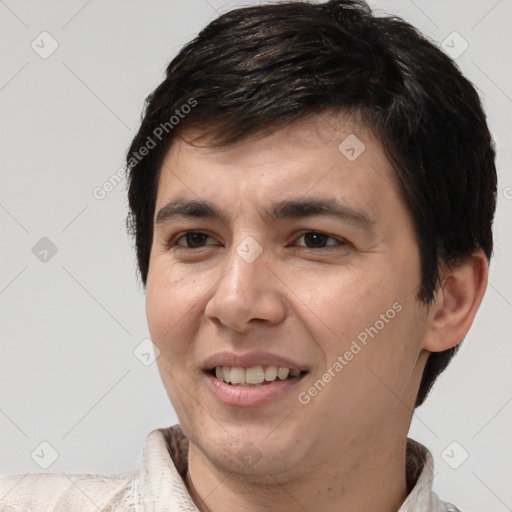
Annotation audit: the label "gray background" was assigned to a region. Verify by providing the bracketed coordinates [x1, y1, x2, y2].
[0, 0, 510, 510]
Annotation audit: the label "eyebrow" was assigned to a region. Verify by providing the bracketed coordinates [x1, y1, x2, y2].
[266, 198, 374, 231]
[156, 199, 228, 225]
[155, 197, 375, 232]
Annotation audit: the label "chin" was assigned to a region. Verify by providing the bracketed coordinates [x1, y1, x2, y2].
[210, 445, 302, 483]
[188, 421, 309, 482]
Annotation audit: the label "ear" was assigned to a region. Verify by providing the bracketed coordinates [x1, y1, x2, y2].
[422, 248, 489, 352]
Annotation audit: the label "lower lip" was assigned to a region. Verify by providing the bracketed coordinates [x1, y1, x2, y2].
[203, 371, 306, 407]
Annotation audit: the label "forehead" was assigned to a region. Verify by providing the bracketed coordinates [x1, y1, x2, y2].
[155, 114, 402, 221]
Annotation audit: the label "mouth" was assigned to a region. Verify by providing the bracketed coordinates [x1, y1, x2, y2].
[207, 365, 307, 386]
[201, 352, 309, 407]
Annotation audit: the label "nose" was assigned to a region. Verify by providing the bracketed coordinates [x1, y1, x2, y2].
[204, 240, 287, 334]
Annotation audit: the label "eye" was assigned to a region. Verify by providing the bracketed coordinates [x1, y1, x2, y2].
[295, 231, 346, 249]
[170, 231, 216, 248]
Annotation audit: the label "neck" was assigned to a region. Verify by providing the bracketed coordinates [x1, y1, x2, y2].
[185, 432, 408, 512]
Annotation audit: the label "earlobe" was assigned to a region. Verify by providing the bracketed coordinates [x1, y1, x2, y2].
[423, 249, 489, 353]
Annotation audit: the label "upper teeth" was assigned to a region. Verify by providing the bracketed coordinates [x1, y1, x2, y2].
[215, 366, 301, 385]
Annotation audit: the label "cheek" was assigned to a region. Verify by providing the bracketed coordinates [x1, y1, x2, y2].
[296, 263, 422, 399]
[145, 261, 202, 360]
[320, 298, 423, 413]
[293, 266, 394, 348]
[145, 263, 208, 412]
[145, 274, 173, 345]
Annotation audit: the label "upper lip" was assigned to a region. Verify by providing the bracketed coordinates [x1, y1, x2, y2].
[202, 351, 308, 372]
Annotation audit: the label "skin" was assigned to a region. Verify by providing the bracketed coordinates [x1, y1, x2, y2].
[145, 113, 488, 512]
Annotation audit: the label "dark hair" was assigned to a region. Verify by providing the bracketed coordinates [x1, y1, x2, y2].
[126, 0, 497, 407]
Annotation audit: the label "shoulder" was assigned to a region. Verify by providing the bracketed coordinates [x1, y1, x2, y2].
[0, 470, 137, 511]
[0, 427, 184, 512]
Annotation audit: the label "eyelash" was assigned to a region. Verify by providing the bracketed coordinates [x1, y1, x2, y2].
[168, 230, 348, 250]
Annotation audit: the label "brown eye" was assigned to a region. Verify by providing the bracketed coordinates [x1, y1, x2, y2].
[303, 232, 329, 248]
[297, 231, 344, 248]
[173, 231, 214, 248]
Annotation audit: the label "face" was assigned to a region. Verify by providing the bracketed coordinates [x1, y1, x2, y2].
[146, 114, 429, 481]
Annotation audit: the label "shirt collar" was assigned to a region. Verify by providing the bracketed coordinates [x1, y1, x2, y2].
[140, 425, 441, 511]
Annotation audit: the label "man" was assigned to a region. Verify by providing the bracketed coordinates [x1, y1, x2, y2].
[0, 0, 496, 510]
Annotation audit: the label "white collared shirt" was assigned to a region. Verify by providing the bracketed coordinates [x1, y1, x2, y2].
[0, 425, 460, 511]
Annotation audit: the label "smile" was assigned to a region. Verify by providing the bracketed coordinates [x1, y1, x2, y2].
[212, 365, 304, 386]
[201, 351, 308, 406]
